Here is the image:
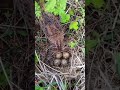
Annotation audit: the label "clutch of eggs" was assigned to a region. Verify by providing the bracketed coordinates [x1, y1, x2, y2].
[54, 51, 70, 66]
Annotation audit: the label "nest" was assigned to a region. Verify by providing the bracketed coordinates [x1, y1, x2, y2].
[35, 44, 85, 89]
[35, 1, 85, 89]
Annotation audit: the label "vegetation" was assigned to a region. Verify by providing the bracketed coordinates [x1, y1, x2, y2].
[35, 0, 85, 90]
[86, 0, 120, 89]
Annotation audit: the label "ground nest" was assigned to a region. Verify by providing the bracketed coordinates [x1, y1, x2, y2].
[35, 12, 84, 75]
[36, 35, 85, 77]
[35, 44, 85, 89]
[35, 21, 85, 89]
[35, 0, 85, 89]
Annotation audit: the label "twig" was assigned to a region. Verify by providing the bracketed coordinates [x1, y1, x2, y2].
[87, 45, 99, 90]
[98, 66, 112, 90]
[0, 24, 33, 30]
[0, 57, 13, 90]
[112, 5, 120, 29]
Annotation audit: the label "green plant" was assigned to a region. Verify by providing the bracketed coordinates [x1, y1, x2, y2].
[0, 67, 10, 87]
[86, 31, 100, 54]
[86, 39, 98, 54]
[0, 72, 8, 86]
[86, 0, 105, 9]
[61, 81, 68, 90]
[36, 0, 85, 50]
[60, 12, 70, 23]
[69, 21, 79, 31]
[35, 1, 41, 19]
[17, 30, 28, 36]
[45, 0, 70, 23]
[79, 6, 85, 29]
[68, 41, 78, 48]
[35, 51, 40, 64]
[35, 85, 44, 90]
[114, 53, 120, 76]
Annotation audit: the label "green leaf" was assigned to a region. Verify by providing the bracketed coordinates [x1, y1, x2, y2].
[92, 0, 105, 8]
[61, 81, 68, 90]
[59, 0, 67, 10]
[17, 30, 28, 36]
[69, 9, 74, 15]
[35, 51, 40, 63]
[86, 0, 91, 6]
[114, 53, 120, 76]
[35, 1, 41, 18]
[0, 30, 13, 38]
[53, 7, 64, 15]
[4, 11, 11, 18]
[86, 39, 98, 54]
[92, 31, 100, 39]
[44, 0, 69, 24]
[68, 41, 78, 48]
[69, 21, 79, 30]
[60, 12, 70, 23]
[45, 0, 56, 12]
[35, 86, 44, 90]
[0, 68, 10, 86]
[81, 48, 85, 54]
[0, 73, 7, 86]
[86, 0, 105, 8]
[79, 7, 85, 17]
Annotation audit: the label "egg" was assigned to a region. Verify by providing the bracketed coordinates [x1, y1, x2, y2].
[63, 52, 70, 59]
[54, 59, 61, 66]
[61, 59, 67, 66]
[56, 52, 62, 59]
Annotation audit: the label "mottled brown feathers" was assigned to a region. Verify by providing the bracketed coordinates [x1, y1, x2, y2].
[40, 13, 64, 50]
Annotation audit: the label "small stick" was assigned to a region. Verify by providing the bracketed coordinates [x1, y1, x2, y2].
[0, 57, 13, 90]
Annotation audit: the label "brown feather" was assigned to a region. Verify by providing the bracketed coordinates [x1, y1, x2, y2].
[40, 13, 64, 50]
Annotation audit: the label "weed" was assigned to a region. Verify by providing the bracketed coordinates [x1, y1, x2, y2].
[86, 0, 105, 9]
[35, 1, 41, 19]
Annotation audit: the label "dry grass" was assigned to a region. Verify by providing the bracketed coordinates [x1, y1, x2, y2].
[35, 45, 85, 90]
